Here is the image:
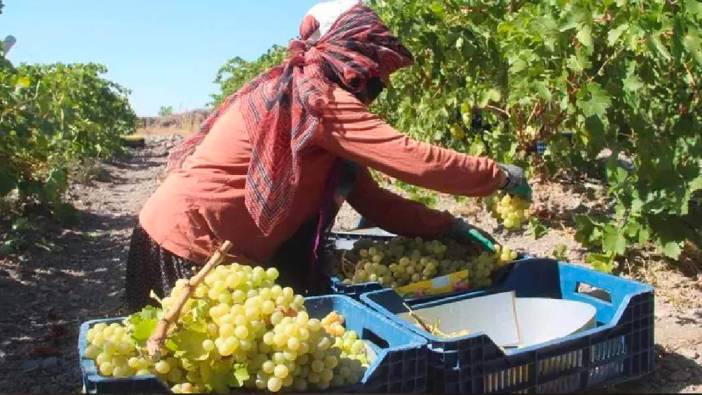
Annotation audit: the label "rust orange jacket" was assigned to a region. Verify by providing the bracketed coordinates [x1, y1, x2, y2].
[139, 87, 505, 265]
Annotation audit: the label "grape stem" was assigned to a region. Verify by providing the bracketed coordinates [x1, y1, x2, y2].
[146, 240, 233, 358]
[340, 251, 356, 279]
[401, 302, 433, 333]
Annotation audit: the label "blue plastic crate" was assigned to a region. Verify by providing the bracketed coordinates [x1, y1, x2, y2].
[325, 229, 528, 302]
[78, 295, 428, 394]
[361, 258, 655, 393]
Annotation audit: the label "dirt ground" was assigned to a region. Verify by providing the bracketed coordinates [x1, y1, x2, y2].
[0, 135, 700, 393]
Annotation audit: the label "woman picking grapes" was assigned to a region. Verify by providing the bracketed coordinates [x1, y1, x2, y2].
[125, 0, 531, 311]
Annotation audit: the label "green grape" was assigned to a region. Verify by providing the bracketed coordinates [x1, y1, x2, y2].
[99, 361, 114, 376]
[294, 377, 308, 391]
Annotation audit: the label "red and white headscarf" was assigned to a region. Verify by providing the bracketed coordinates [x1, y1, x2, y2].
[167, 1, 413, 235]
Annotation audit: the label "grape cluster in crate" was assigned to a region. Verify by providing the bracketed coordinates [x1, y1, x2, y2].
[84, 264, 369, 393]
[329, 235, 518, 291]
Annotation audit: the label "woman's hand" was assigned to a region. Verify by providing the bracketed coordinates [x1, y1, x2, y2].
[498, 163, 532, 201]
[447, 217, 497, 249]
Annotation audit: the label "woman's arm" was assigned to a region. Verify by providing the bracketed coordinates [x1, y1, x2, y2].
[346, 166, 455, 237]
[317, 88, 506, 197]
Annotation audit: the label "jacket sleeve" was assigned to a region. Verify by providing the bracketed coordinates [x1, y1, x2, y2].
[315, 88, 506, 197]
[346, 166, 455, 237]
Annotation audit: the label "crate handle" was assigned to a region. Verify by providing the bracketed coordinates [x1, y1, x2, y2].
[575, 281, 612, 304]
[361, 327, 390, 349]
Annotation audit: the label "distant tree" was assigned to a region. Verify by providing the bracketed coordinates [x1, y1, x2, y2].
[158, 105, 174, 117]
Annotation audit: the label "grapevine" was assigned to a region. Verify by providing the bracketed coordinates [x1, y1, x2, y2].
[85, 263, 370, 393]
[0, 62, 136, 217]
[207, 0, 702, 273]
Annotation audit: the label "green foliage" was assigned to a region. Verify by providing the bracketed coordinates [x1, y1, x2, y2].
[211, 0, 702, 271]
[210, 45, 286, 105]
[369, 0, 702, 269]
[0, 63, 137, 216]
[527, 218, 549, 239]
[395, 180, 439, 208]
[0, 216, 35, 254]
[552, 244, 569, 261]
[128, 305, 161, 346]
[158, 105, 174, 117]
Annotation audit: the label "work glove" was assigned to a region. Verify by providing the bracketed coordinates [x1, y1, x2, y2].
[498, 163, 532, 201]
[447, 217, 497, 253]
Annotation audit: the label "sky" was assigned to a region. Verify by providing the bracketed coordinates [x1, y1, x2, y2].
[1, 0, 319, 116]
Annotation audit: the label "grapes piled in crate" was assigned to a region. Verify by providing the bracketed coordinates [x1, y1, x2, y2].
[329, 236, 519, 296]
[83, 264, 370, 393]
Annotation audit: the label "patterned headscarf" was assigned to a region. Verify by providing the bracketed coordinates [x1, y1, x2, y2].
[166, 3, 413, 235]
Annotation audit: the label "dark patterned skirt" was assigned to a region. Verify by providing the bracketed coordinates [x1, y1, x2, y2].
[124, 225, 195, 313]
[124, 219, 333, 313]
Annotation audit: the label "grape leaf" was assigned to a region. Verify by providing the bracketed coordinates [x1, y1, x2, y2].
[578, 83, 611, 118]
[660, 241, 683, 259]
[559, 20, 578, 32]
[527, 218, 549, 240]
[478, 89, 501, 108]
[199, 360, 231, 393]
[552, 244, 568, 261]
[232, 363, 250, 388]
[567, 49, 592, 73]
[622, 71, 643, 92]
[574, 215, 603, 246]
[181, 299, 210, 333]
[165, 328, 209, 361]
[128, 306, 161, 346]
[638, 226, 651, 245]
[687, 0, 702, 17]
[649, 35, 672, 61]
[180, 358, 196, 373]
[576, 25, 593, 49]
[602, 225, 627, 255]
[586, 252, 616, 273]
[533, 81, 552, 101]
[683, 29, 702, 66]
[607, 24, 628, 46]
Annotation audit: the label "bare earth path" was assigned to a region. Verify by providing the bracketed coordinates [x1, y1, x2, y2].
[0, 136, 180, 392]
[0, 136, 700, 393]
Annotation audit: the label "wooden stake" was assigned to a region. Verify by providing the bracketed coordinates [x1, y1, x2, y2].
[146, 241, 233, 358]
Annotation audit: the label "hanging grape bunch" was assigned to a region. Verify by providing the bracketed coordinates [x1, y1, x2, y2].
[84, 264, 369, 393]
[491, 193, 532, 230]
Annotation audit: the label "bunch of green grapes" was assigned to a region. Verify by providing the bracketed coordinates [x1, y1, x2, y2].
[85, 263, 369, 393]
[335, 236, 521, 292]
[84, 322, 148, 377]
[339, 236, 476, 288]
[466, 244, 520, 288]
[495, 244, 519, 265]
[492, 193, 532, 230]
